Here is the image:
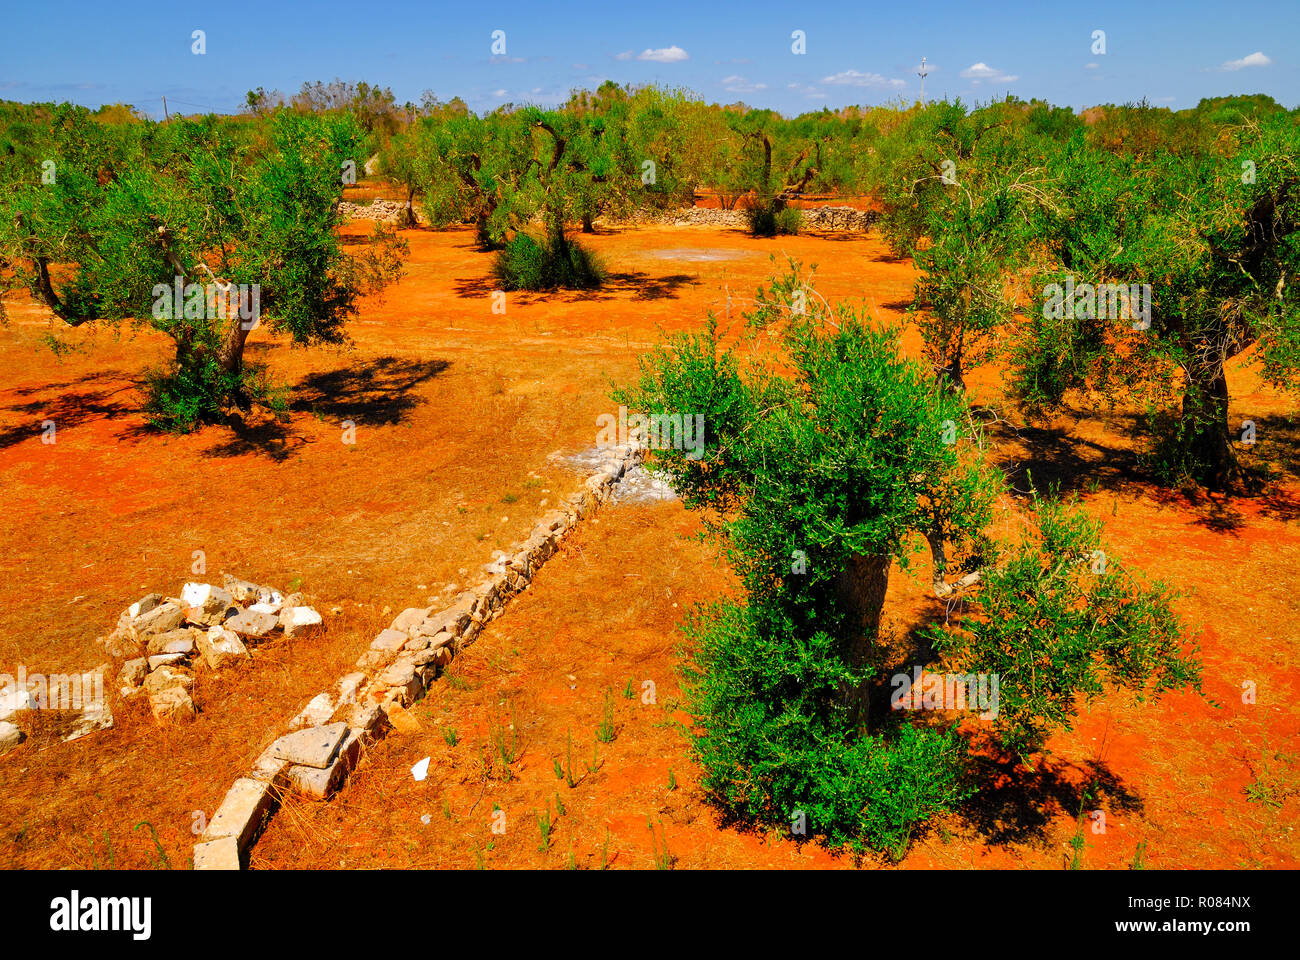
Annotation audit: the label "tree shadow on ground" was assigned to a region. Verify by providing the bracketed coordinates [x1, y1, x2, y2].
[452, 271, 697, 303]
[289, 355, 449, 424]
[804, 230, 877, 243]
[869, 249, 909, 263]
[451, 275, 498, 299]
[984, 408, 1151, 497]
[0, 381, 137, 450]
[3, 369, 123, 398]
[1249, 410, 1300, 481]
[604, 272, 698, 301]
[195, 413, 304, 463]
[1148, 481, 1300, 534]
[198, 355, 450, 461]
[957, 753, 1144, 851]
[986, 406, 1300, 529]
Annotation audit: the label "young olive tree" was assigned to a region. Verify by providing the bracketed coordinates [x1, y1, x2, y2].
[878, 100, 1052, 391]
[615, 264, 1201, 855]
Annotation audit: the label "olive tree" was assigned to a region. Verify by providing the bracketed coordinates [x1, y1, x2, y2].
[615, 263, 1201, 855]
[1016, 115, 1300, 489]
[0, 109, 406, 430]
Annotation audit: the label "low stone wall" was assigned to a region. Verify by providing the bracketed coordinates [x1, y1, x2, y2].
[335, 199, 874, 233]
[192, 439, 647, 869]
[337, 199, 420, 226]
[627, 204, 877, 232]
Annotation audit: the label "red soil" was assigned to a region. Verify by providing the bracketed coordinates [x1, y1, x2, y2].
[1, 212, 1296, 869]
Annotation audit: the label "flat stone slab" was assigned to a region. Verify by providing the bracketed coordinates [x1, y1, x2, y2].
[202, 777, 276, 848]
[0, 689, 34, 722]
[222, 574, 284, 607]
[119, 658, 148, 688]
[281, 605, 323, 637]
[198, 626, 250, 670]
[289, 692, 335, 731]
[224, 609, 279, 638]
[134, 601, 185, 636]
[193, 836, 241, 870]
[128, 593, 163, 619]
[392, 606, 432, 634]
[0, 720, 24, 755]
[370, 628, 408, 653]
[270, 722, 348, 769]
[143, 664, 194, 695]
[182, 582, 231, 609]
[148, 685, 195, 724]
[147, 628, 199, 656]
[181, 583, 239, 625]
[286, 728, 363, 800]
[147, 653, 187, 670]
[160, 634, 197, 656]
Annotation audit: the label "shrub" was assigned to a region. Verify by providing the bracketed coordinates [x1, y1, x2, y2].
[745, 202, 801, 237]
[774, 206, 802, 235]
[927, 489, 1202, 762]
[681, 600, 971, 857]
[144, 355, 286, 433]
[492, 231, 605, 291]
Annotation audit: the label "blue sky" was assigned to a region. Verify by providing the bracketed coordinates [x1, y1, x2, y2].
[2, 0, 1297, 118]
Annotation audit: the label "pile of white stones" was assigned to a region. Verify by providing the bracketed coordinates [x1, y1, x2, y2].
[192, 439, 646, 869]
[0, 677, 113, 755]
[103, 575, 323, 725]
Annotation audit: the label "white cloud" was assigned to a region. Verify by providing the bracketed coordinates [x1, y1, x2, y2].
[614, 50, 634, 61]
[788, 81, 826, 99]
[722, 74, 767, 93]
[1084, 62, 1099, 70]
[490, 55, 526, 64]
[1222, 51, 1272, 71]
[492, 88, 507, 97]
[960, 62, 1019, 83]
[637, 46, 689, 63]
[821, 69, 905, 88]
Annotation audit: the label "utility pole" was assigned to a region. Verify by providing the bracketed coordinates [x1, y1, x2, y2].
[917, 57, 929, 107]
[162, 95, 168, 121]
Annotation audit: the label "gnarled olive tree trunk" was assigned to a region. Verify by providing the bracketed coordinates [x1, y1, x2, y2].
[834, 553, 891, 733]
[1180, 350, 1235, 490]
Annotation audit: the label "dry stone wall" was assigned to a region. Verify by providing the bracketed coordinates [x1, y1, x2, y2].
[192, 438, 646, 870]
[337, 199, 423, 225]
[625, 204, 877, 231]
[336, 199, 874, 232]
